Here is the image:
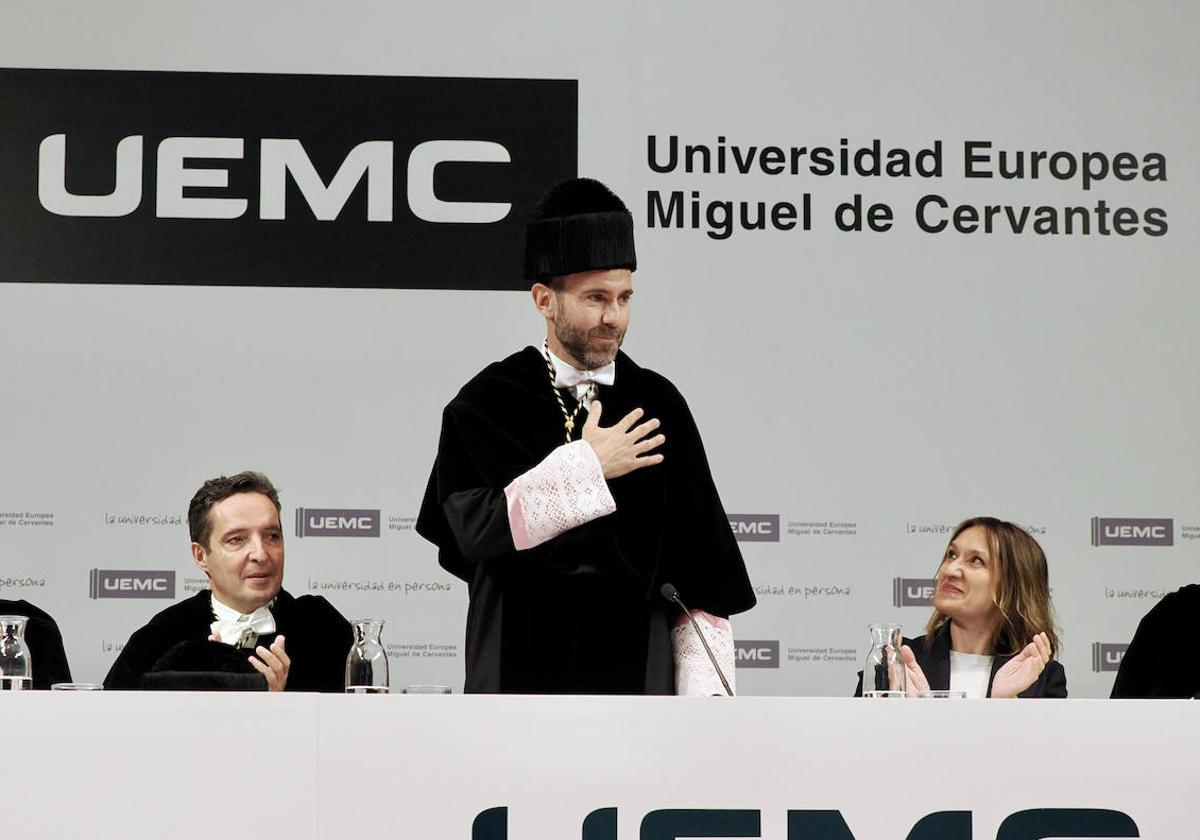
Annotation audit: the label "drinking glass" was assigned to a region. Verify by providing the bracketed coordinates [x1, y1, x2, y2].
[51, 683, 104, 691]
[401, 685, 451, 694]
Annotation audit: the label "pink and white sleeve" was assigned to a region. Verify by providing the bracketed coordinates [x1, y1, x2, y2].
[671, 611, 736, 696]
[504, 439, 616, 550]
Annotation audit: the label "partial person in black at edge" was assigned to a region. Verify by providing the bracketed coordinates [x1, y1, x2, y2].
[104, 471, 352, 691]
[0, 599, 72, 689]
[417, 177, 755, 695]
[856, 517, 1066, 698]
[1111, 583, 1200, 698]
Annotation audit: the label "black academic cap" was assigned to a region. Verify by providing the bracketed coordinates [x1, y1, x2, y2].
[524, 177, 637, 282]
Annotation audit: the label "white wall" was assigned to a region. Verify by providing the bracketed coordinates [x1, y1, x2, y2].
[1, 1, 1197, 696]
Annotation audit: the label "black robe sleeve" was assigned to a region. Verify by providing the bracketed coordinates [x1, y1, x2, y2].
[653, 392, 755, 617]
[103, 627, 156, 690]
[102, 596, 208, 689]
[1110, 603, 1163, 698]
[417, 404, 518, 582]
[1023, 661, 1068, 698]
[1110, 585, 1199, 698]
[273, 593, 353, 693]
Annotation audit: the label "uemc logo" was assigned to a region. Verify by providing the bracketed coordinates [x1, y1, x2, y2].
[728, 514, 780, 542]
[89, 569, 175, 599]
[734, 640, 780, 669]
[893, 577, 936, 607]
[1090, 517, 1173, 546]
[471, 806, 1138, 840]
[1092, 642, 1129, 672]
[0, 68, 575, 291]
[38, 136, 514, 224]
[295, 508, 380, 538]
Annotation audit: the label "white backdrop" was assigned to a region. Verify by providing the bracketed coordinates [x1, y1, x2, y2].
[1, 1, 1197, 696]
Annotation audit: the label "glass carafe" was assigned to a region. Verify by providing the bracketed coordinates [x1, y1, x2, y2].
[0, 615, 32, 691]
[345, 618, 389, 694]
[862, 623, 905, 697]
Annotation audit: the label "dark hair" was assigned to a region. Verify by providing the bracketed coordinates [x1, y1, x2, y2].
[925, 516, 1060, 656]
[188, 471, 281, 549]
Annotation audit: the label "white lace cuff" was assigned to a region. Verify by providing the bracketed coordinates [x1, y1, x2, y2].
[504, 440, 616, 550]
[672, 611, 736, 696]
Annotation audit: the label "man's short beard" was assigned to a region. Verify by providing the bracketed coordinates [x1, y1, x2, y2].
[554, 298, 623, 370]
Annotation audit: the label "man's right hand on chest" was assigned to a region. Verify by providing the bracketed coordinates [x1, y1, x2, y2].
[581, 401, 665, 480]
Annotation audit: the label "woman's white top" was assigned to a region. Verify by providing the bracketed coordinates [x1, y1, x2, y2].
[949, 650, 994, 698]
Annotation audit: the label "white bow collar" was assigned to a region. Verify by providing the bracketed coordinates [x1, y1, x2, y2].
[543, 344, 616, 394]
[210, 595, 276, 649]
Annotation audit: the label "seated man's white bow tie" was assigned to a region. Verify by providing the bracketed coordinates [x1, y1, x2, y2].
[210, 606, 276, 649]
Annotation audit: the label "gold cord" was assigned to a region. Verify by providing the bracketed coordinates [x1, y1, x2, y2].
[543, 344, 596, 443]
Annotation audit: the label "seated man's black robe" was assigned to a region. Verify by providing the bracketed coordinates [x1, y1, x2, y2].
[417, 347, 756, 694]
[1111, 583, 1200, 698]
[103, 588, 352, 692]
[0, 598, 72, 689]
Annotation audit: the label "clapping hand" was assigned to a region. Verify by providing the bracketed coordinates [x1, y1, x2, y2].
[250, 635, 291, 692]
[990, 632, 1052, 699]
[206, 631, 292, 692]
[899, 645, 930, 697]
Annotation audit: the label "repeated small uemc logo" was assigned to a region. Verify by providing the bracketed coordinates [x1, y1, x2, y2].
[1092, 642, 1129, 672]
[727, 514, 780, 543]
[294, 507, 381, 538]
[89, 569, 175, 599]
[1090, 517, 1173, 546]
[734, 640, 780, 669]
[892, 577, 935, 607]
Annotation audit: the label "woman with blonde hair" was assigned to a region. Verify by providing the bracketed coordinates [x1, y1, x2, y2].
[859, 516, 1066, 698]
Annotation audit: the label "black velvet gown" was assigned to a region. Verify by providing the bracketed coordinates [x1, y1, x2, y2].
[417, 347, 755, 694]
[1111, 583, 1200, 699]
[103, 588, 352, 691]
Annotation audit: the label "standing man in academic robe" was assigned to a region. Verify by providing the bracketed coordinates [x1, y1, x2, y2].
[417, 177, 755, 694]
[104, 471, 352, 691]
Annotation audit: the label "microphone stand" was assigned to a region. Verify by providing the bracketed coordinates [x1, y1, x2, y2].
[661, 583, 734, 697]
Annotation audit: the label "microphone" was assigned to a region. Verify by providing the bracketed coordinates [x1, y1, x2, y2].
[660, 583, 734, 697]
